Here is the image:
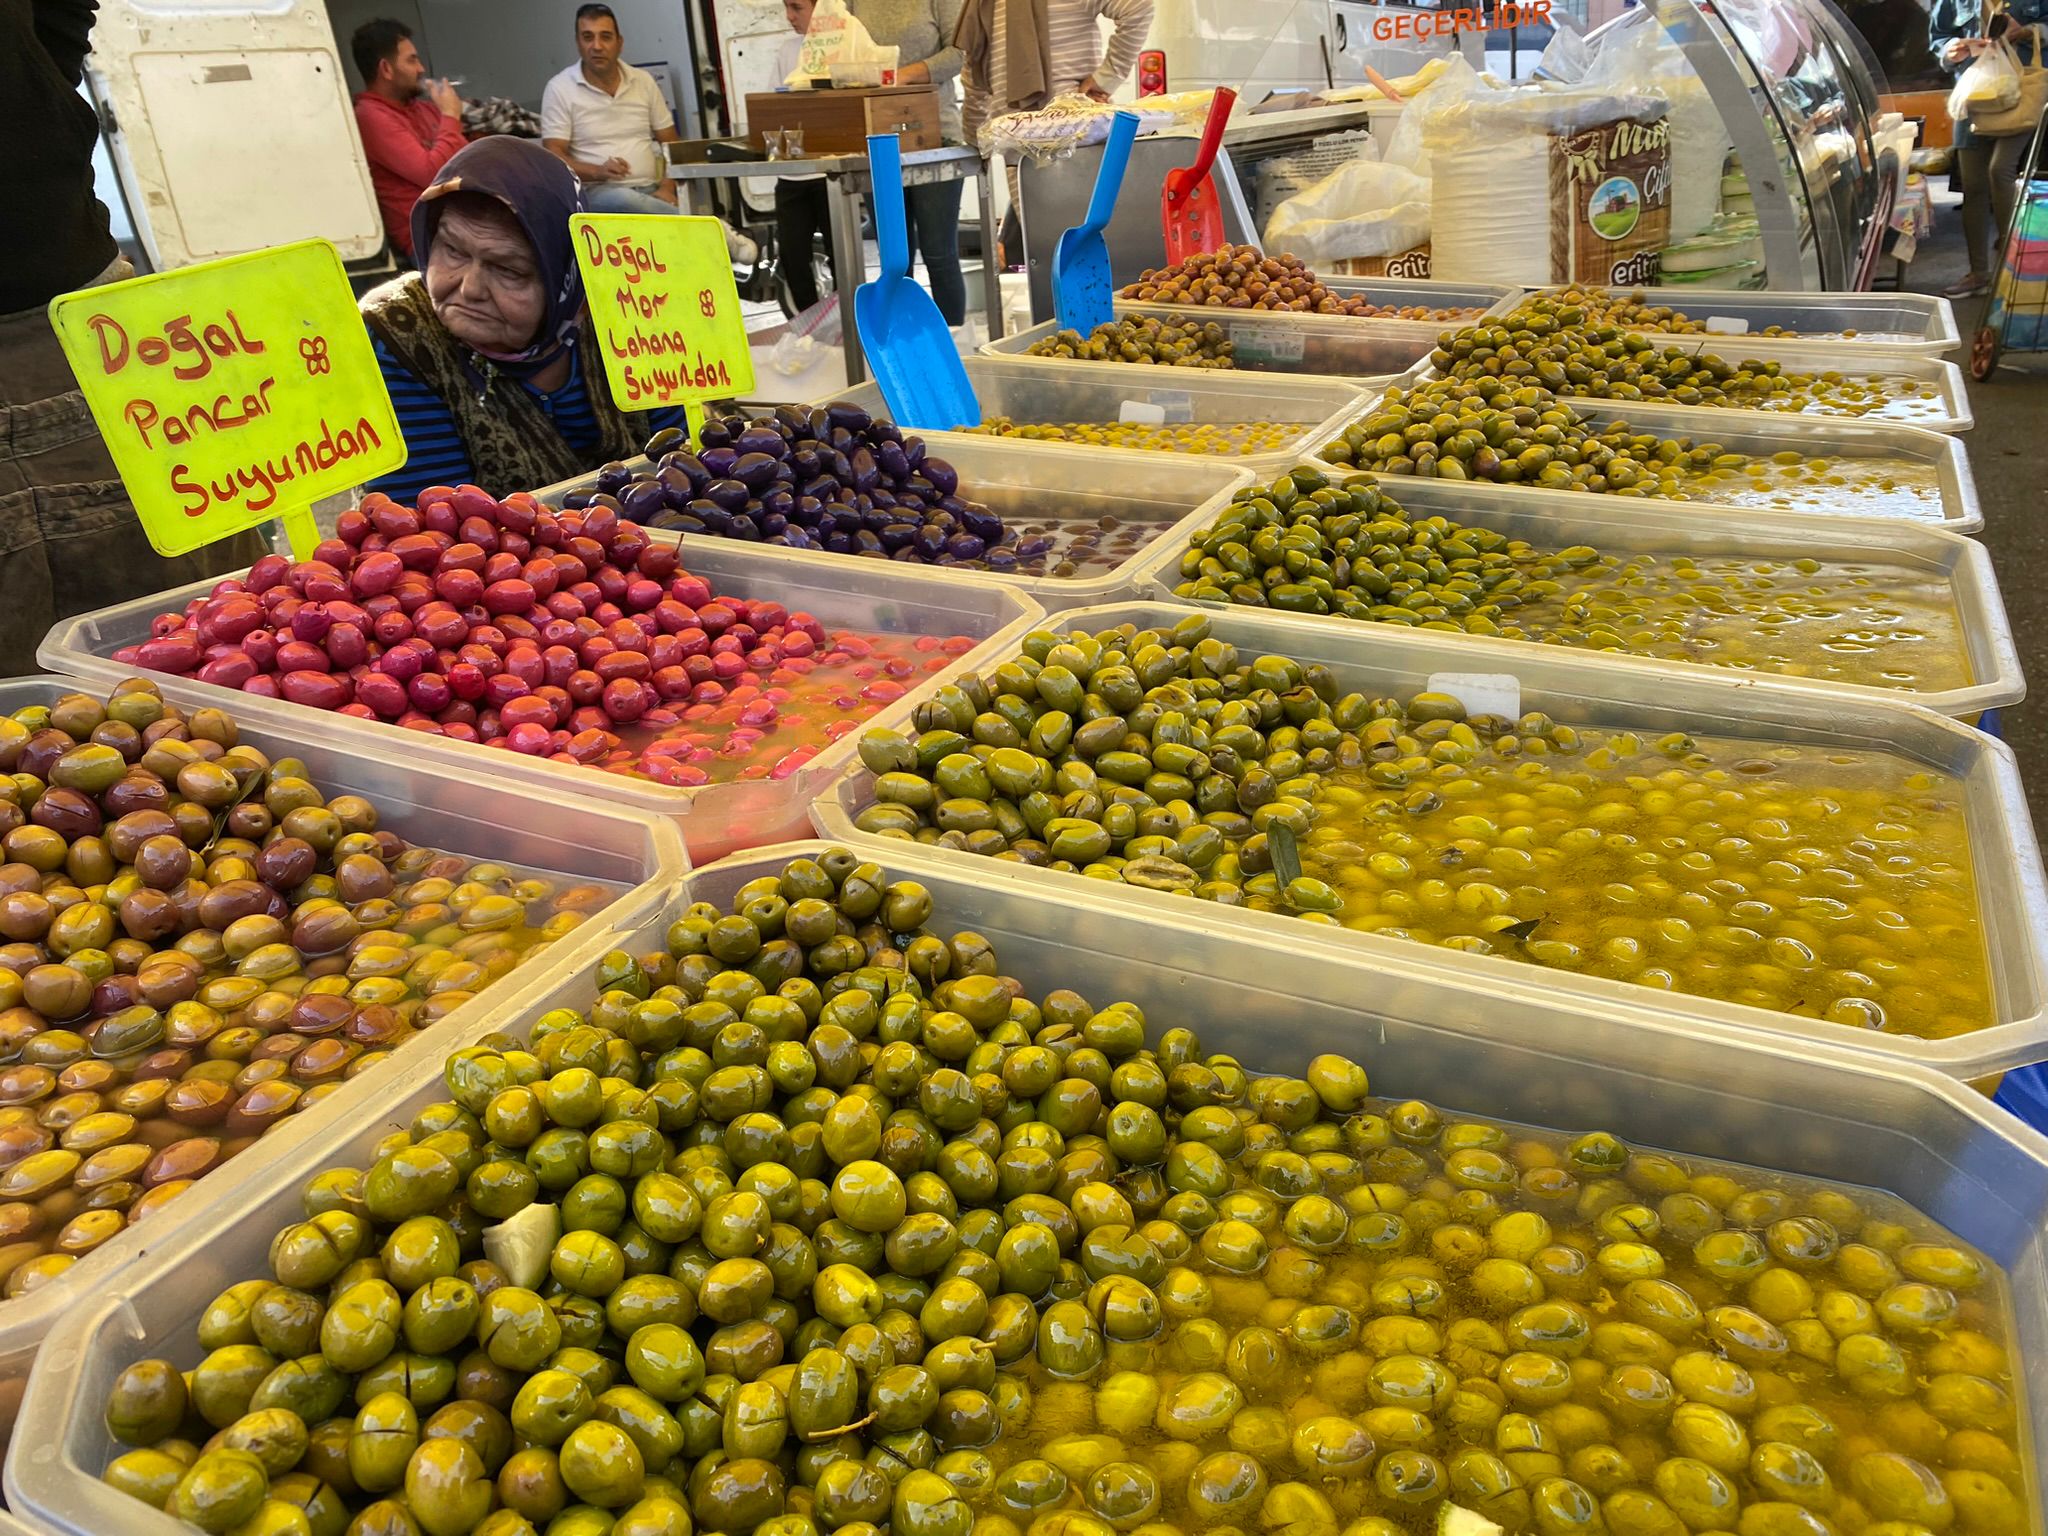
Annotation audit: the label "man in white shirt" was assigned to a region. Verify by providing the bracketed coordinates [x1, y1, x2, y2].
[541, 4, 754, 259]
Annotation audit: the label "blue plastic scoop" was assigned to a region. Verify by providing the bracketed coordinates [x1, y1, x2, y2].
[1053, 110, 1142, 335]
[854, 133, 978, 430]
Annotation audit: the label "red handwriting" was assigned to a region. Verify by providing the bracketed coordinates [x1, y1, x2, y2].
[89, 309, 266, 381]
[698, 288, 717, 319]
[171, 415, 382, 518]
[578, 224, 670, 283]
[614, 288, 672, 321]
[1372, 1, 1548, 38]
[621, 358, 732, 404]
[123, 378, 280, 450]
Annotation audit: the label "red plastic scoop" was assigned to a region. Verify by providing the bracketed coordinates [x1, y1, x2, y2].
[1161, 87, 1236, 264]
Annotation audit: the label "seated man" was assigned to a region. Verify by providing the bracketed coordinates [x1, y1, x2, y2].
[540, 4, 685, 216]
[351, 18, 467, 260]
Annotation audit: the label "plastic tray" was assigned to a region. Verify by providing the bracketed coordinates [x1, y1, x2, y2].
[0, 674, 685, 1449]
[1411, 341, 1975, 434]
[11, 838, 2048, 1536]
[982, 304, 1438, 382]
[1521, 284, 1962, 355]
[1124, 472, 2022, 719]
[528, 435, 1255, 612]
[813, 602, 2048, 1079]
[825, 356, 1379, 473]
[37, 545, 1043, 867]
[1326, 396, 1984, 532]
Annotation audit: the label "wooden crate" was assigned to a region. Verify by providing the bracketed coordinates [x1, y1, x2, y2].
[746, 87, 942, 156]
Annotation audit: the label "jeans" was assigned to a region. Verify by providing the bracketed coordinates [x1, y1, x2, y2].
[774, 178, 835, 312]
[583, 182, 681, 216]
[902, 179, 967, 326]
[1955, 132, 2030, 275]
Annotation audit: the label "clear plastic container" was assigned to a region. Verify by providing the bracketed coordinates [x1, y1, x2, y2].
[37, 545, 1043, 866]
[11, 837, 2048, 1534]
[1122, 276, 1523, 333]
[812, 603, 2048, 1079]
[1522, 284, 1962, 354]
[529, 436, 1256, 610]
[1124, 469, 2022, 718]
[982, 304, 1438, 382]
[1324, 397, 1984, 531]
[825, 356, 1379, 473]
[1412, 343, 1974, 433]
[0, 674, 686, 1447]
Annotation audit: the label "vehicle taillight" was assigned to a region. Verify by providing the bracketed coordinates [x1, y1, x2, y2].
[1137, 49, 1167, 96]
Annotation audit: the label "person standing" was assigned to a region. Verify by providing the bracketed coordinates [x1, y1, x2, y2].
[850, 0, 970, 324]
[0, 0, 264, 673]
[772, 0, 836, 312]
[1931, 0, 2047, 295]
[1042, 0, 1152, 103]
[351, 19, 468, 261]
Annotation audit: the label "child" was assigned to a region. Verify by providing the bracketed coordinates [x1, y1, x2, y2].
[773, 0, 835, 312]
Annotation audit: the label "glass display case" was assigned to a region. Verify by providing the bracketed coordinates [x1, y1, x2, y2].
[1633, 0, 1902, 288]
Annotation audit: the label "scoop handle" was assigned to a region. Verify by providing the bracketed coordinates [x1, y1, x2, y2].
[1172, 87, 1235, 197]
[1083, 111, 1142, 236]
[868, 134, 911, 281]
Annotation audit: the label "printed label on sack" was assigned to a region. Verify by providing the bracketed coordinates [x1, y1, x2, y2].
[1549, 114, 1672, 286]
[47, 238, 404, 558]
[1426, 671, 1522, 722]
[1119, 399, 1169, 424]
[573, 214, 756, 416]
[1704, 315, 1750, 334]
[1334, 246, 1433, 280]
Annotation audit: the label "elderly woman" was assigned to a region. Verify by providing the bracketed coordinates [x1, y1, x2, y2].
[360, 136, 688, 503]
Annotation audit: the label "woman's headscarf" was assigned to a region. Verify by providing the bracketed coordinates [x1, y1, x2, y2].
[410, 136, 586, 380]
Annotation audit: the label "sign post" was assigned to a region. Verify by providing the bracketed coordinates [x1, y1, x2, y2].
[48, 238, 404, 560]
[570, 214, 755, 441]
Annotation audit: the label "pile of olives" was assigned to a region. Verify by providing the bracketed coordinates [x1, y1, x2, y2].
[1527, 291, 1809, 340]
[0, 683, 615, 1297]
[848, 613, 1990, 1038]
[1119, 247, 1480, 321]
[1023, 318, 1236, 369]
[966, 419, 1298, 458]
[1167, 469, 1973, 695]
[1324, 377, 1740, 491]
[1430, 310, 1939, 421]
[98, 850, 2026, 1536]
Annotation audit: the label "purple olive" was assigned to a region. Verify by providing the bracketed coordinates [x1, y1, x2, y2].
[699, 446, 739, 480]
[732, 453, 780, 493]
[735, 426, 788, 459]
[849, 447, 879, 494]
[729, 515, 762, 541]
[645, 427, 688, 457]
[825, 532, 855, 554]
[924, 458, 959, 497]
[825, 402, 872, 435]
[596, 462, 632, 496]
[877, 442, 910, 481]
[870, 490, 899, 512]
[960, 506, 1005, 543]
[914, 526, 947, 560]
[660, 452, 712, 493]
[758, 487, 795, 520]
[984, 548, 1020, 571]
[701, 478, 751, 514]
[947, 533, 987, 562]
[791, 448, 822, 479]
[562, 491, 593, 510]
[620, 480, 669, 524]
[905, 437, 927, 468]
[878, 523, 918, 552]
[872, 420, 904, 446]
[699, 420, 735, 451]
[761, 514, 788, 537]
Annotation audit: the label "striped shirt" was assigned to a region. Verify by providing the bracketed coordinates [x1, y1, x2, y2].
[366, 336, 688, 503]
[1044, 0, 1153, 94]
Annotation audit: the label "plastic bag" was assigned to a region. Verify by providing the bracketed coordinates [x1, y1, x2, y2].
[788, 0, 880, 85]
[1586, 15, 1729, 240]
[1381, 55, 1488, 184]
[978, 92, 1198, 163]
[1533, 20, 1594, 83]
[1264, 160, 1430, 265]
[1950, 44, 2022, 123]
[769, 295, 844, 375]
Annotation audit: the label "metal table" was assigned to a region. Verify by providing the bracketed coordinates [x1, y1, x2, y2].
[663, 142, 1003, 387]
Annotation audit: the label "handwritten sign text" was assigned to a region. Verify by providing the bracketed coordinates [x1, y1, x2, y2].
[49, 240, 404, 557]
[572, 214, 755, 412]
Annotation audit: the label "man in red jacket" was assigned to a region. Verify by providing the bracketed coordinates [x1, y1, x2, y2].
[351, 18, 467, 260]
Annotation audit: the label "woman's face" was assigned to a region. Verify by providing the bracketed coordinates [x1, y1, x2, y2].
[425, 200, 546, 355]
[785, 0, 815, 32]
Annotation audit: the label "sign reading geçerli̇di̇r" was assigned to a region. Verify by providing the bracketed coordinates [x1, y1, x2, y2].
[571, 214, 756, 418]
[47, 238, 404, 559]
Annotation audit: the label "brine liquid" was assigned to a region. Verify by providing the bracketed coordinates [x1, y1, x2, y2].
[1663, 454, 1947, 522]
[1302, 731, 1992, 1039]
[1496, 554, 1971, 694]
[967, 420, 1301, 457]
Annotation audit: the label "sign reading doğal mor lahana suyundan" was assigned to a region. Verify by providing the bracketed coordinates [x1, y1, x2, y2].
[49, 238, 405, 558]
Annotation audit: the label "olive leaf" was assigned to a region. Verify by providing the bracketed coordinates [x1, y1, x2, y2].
[1268, 822, 1303, 889]
[201, 763, 273, 857]
[1500, 917, 1542, 942]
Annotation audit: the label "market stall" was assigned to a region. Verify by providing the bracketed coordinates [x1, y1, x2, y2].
[4, 129, 2045, 1536]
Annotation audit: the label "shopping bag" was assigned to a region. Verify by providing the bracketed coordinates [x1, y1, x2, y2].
[1949, 42, 2022, 125]
[788, 0, 881, 84]
[1970, 27, 2048, 136]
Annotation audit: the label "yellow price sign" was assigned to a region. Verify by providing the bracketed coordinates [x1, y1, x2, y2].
[48, 239, 404, 559]
[572, 214, 755, 426]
